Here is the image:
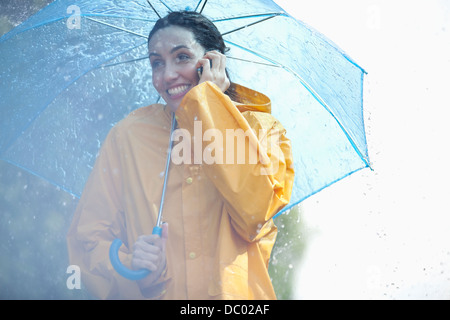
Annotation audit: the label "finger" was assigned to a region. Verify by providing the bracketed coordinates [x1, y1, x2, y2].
[197, 52, 229, 92]
[161, 222, 169, 241]
[132, 248, 161, 270]
[197, 52, 217, 76]
[135, 250, 160, 263]
[139, 234, 161, 244]
[134, 237, 161, 254]
[204, 51, 228, 84]
[132, 257, 158, 272]
[204, 51, 224, 72]
[197, 58, 211, 74]
[160, 222, 169, 256]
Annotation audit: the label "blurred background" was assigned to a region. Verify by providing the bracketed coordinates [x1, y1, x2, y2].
[1, 0, 449, 299]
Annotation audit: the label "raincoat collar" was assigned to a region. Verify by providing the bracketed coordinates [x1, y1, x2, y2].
[227, 82, 272, 114]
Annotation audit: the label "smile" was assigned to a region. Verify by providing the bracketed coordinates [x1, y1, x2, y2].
[167, 85, 190, 97]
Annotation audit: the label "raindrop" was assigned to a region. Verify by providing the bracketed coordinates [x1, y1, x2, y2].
[256, 223, 263, 234]
[159, 171, 164, 178]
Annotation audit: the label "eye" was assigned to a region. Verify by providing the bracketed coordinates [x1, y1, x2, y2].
[176, 53, 191, 63]
[150, 59, 164, 69]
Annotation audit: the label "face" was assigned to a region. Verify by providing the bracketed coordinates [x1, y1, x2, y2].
[148, 26, 205, 112]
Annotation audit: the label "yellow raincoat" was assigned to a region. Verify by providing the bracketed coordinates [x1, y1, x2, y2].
[67, 81, 294, 299]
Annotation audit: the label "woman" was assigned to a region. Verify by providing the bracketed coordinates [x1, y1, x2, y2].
[67, 11, 294, 300]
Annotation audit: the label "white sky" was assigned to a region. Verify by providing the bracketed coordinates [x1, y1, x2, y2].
[274, 0, 450, 299]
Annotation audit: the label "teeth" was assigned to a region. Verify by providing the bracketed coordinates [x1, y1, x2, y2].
[168, 85, 189, 96]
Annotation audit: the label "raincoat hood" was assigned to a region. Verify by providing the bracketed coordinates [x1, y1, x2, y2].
[227, 82, 272, 114]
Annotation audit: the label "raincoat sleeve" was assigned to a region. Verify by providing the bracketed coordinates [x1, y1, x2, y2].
[66, 126, 162, 299]
[176, 81, 294, 242]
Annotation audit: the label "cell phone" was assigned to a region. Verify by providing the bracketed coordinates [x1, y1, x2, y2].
[197, 59, 212, 77]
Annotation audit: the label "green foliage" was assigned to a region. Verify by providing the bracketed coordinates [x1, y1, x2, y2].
[269, 205, 307, 300]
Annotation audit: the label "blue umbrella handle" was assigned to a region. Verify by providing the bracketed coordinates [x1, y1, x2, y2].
[109, 226, 162, 280]
[110, 113, 175, 281]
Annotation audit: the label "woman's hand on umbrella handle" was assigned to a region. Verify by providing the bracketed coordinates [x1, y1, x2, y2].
[197, 51, 230, 92]
[132, 223, 168, 288]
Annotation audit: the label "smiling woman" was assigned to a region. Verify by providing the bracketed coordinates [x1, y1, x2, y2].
[148, 11, 231, 110]
[148, 26, 208, 111]
[67, 11, 295, 300]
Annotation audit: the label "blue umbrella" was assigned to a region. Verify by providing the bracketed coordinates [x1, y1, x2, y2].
[0, 0, 371, 278]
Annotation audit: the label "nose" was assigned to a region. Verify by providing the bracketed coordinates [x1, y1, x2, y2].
[163, 63, 179, 83]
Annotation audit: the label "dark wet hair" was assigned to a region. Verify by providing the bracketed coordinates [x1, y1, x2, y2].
[148, 11, 229, 55]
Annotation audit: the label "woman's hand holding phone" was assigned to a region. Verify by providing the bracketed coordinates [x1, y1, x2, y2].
[197, 51, 230, 93]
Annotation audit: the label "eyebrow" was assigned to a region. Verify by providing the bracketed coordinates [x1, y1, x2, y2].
[149, 45, 190, 58]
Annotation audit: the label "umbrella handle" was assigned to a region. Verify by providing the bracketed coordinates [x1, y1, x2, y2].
[109, 113, 174, 281]
[109, 226, 162, 280]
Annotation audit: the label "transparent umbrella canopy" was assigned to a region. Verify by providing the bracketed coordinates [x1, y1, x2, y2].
[0, 0, 371, 216]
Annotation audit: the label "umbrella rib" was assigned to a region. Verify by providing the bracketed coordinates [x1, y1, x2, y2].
[1, 12, 161, 43]
[198, 0, 208, 13]
[96, 55, 149, 69]
[2, 41, 148, 156]
[227, 56, 281, 68]
[225, 40, 281, 67]
[0, 158, 82, 199]
[226, 40, 370, 168]
[213, 12, 285, 23]
[86, 17, 147, 38]
[158, 0, 173, 12]
[146, 0, 162, 18]
[274, 166, 368, 218]
[220, 14, 281, 36]
[0, 17, 64, 43]
[288, 70, 371, 168]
